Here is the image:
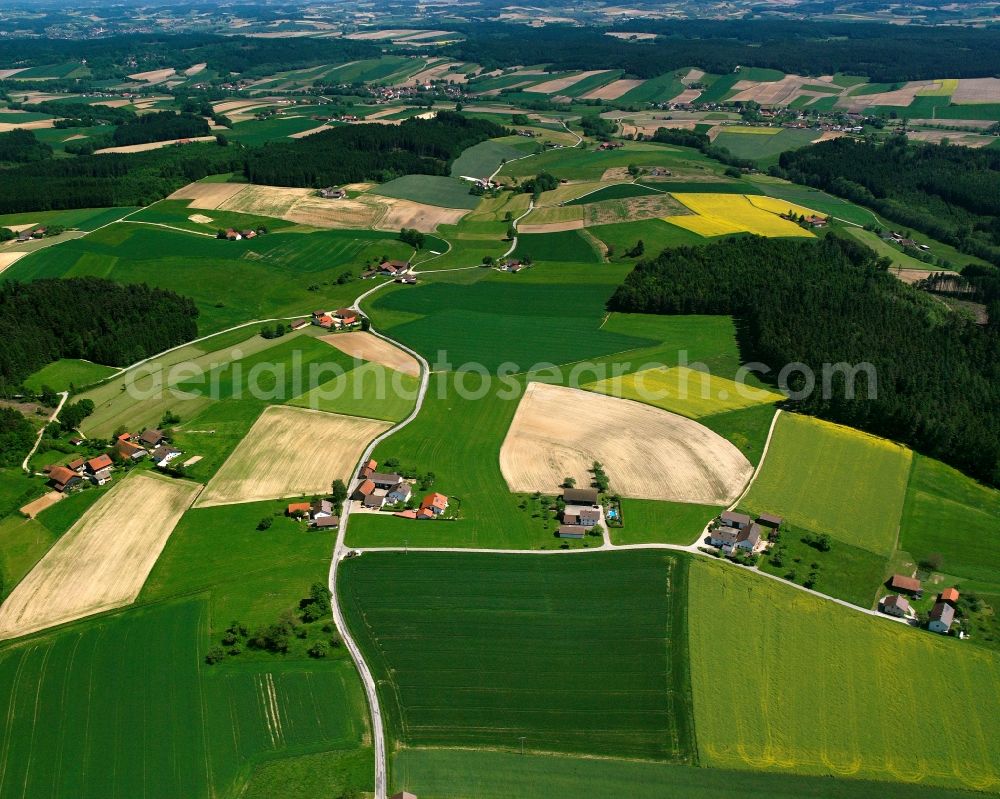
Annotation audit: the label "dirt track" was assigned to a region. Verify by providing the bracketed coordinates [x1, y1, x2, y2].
[499, 382, 753, 504]
[0, 473, 201, 640]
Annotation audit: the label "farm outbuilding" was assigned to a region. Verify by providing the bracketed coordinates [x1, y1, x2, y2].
[889, 574, 923, 597]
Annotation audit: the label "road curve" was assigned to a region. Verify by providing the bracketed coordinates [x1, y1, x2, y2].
[21, 391, 68, 473]
[327, 286, 432, 799]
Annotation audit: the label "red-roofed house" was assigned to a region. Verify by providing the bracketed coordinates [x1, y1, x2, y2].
[420, 492, 448, 516]
[360, 459, 377, 479]
[86, 454, 113, 474]
[334, 309, 358, 326]
[47, 465, 82, 492]
[287, 502, 311, 517]
[941, 587, 960, 606]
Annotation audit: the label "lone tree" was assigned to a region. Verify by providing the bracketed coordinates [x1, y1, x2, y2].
[330, 478, 348, 506]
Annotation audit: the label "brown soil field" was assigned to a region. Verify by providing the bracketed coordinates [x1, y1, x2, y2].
[811, 131, 847, 143]
[584, 194, 689, 226]
[320, 331, 421, 377]
[346, 28, 420, 39]
[188, 213, 214, 224]
[0, 68, 28, 79]
[952, 77, 1000, 104]
[499, 382, 753, 504]
[525, 70, 610, 94]
[91, 98, 133, 108]
[19, 491, 64, 519]
[728, 75, 817, 106]
[168, 181, 250, 208]
[288, 123, 333, 139]
[185, 62, 207, 76]
[580, 79, 646, 100]
[518, 219, 586, 233]
[196, 405, 390, 506]
[606, 31, 658, 41]
[0, 252, 29, 274]
[838, 80, 934, 111]
[892, 268, 960, 286]
[0, 473, 201, 640]
[669, 88, 703, 104]
[0, 119, 55, 133]
[94, 136, 214, 154]
[906, 130, 994, 148]
[375, 198, 468, 233]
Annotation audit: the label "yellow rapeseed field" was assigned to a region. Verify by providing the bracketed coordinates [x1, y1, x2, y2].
[664, 193, 816, 238]
[746, 194, 823, 219]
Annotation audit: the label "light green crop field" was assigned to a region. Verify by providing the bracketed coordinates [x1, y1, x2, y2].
[340, 550, 696, 761]
[899, 455, 1000, 585]
[3, 223, 407, 334]
[369, 175, 480, 209]
[689, 559, 1000, 792]
[745, 175, 880, 227]
[584, 365, 783, 418]
[392, 748, 991, 799]
[499, 142, 713, 181]
[290, 361, 419, 422]
[712, 128, 817, 164]
[699, 403, 781, 466]
[127, 198, 296, 235]
[590, 218, 709, 259]
[742, 413, 912, 555]
[22, 358, 116, 393]
[450, 139, 525, 179]
[512, 230, 602, 263]
[0, 206, 138, 232]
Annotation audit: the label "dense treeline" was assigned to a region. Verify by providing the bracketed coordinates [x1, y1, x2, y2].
[13, 100, 135, 127]
[0, 407, 34, 468]
[447, 21, 1000, 82]
[0, 143, 243, 213]
[0, 34, 378, 80]
[609, 235, 1000, 486]
[777, 137, 1000, 266]
[111, 111, 210, 147]
[0, 130, 52, 164]
[0, 278, 199, 392]
[244, 111, 507, 187]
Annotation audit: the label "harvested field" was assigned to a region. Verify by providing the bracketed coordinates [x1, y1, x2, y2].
[94, 136, 214, 154]
[0, 473, 200, 640]
[0, 68, 28, 79]
[522, 205, 584, 225]
[606, 31, 658, 40]
[0, 119, 55, 133]
[19, 491, 64, 519]
[288, 122, 332, 138]
[952, 77, 1000, 104]
[127, 68, 176, 83]
[906, 130, 994, 148]
[669, 88, 702, 104]
[346, 28, 421, 39]
[581, 79, 645, 100]
[518, 219, 586, 233]
[0, 251, 29, 274]
[811, 130, 846, 143]
[375, 197, 468, 232]
[402, 61, 467, 87]
[499, 382, 753, 504]
[168, 181, 250, 208]
[320, 331, 421, 377]
[185, 62, 207, 75]
[187, 213, 214, 224]
[893, 268, 960, 286]
[525, 70, 610, 94]
[196, 405, 390, 507]
[839, 80, 934, 111]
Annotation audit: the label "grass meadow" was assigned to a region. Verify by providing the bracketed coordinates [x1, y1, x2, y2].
[392, 749, 990, 799]
[22, 358, 116, 393]
[340, 551, 696, 761]
[711, 127, 817, 165]
[742, 413, 912, 555]
[4, 223, 408, 334]
[611, 499, 720, 546]
[689, 559, 1000, 792]
[369, 175, 480, 209]
[499, 142, 717, 181]
[450, 139, 525, 179]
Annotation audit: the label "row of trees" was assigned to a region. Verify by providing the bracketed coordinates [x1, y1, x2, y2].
[608, 234, 1000, 487]
[0, 277, 199, 392]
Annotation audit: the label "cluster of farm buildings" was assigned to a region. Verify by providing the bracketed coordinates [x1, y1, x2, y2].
[708, 510, 781, 554]
[881, 575, 961, 635]
[556, 487, 605, 538]
[44, 429, 180, 492]
[353, 459, 449, 519]
[306, 307, 362, 330]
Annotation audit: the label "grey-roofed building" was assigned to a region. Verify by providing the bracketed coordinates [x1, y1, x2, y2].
[563, 487, 598, 505]
[881, 595, 912, 618]
[720, 510, 751, 530]
[557, 525, 586, 539]
[928, 602, 955, 634]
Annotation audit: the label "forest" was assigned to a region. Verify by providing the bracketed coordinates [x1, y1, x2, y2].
[110, 111, 209, 147]
[777, 137, 1000, 267]
[443, 21, 1000, 82]
[0, 143, 243, 213]
[244, 111, 507, 187]
[0, 130, 52, 164]
[0, 278, 199, 393]
[0, 407, 34, 468]
[608, 235, 1000, 487]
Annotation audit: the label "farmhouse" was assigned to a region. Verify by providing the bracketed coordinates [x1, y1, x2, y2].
[67, 457, 85, 473]
[151, 446, 181, 467]
[889, 574, 923, 598]
[388, 482, 412, 503]
[370, 472, 404, 490]
[941, 587, 960, 606]
[311, 499, 334, 518]
[720, 510, 751, 530]
[287, 502, 311, 517]
[928, 602, 955, 634]
[360, 458, 377, 479]
[379, 259, 410, 276]
[313, 313, 335, 329]
[710, 511, 764, 554]
[564, 487, 599, 505]
[420, 492, 449, 516]
[139, 429, 166, 447]
[499, 259, 526, 273]
[353, 479, 388, 509]
[335, 308, 359, 326]
[563, 505, 602, 527]
[86, 454, 113, 474]
[881, 594, 912, 618]
[116, 440, 147, 461]
[320, 186, 347, 199]
[395, 276, 418, 285]
[557, 524, 587, 539]
[46, 465, 82, 493]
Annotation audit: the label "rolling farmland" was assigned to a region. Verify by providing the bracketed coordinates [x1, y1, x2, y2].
[688, 559, 1000, 792]
[742, 413, 912, 555]
[340, 550, 696, 760]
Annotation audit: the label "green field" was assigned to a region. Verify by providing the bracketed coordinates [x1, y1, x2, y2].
[590, 218, 708, 259]
[369, 175, 480, 209]
[746, 175, 880, 226]
[617, 72, 687, 104]
[712, 128, 818, 166]
[392, 748, 991, 799]
[22, 358, 116, 392]
[4, 224, 408, 334]
[688, 559, 1000, 791]
[565, 182, 660, 204]
[451, 139, 525, 179]
[899, 456, 1000, 586]
[289, 361, 419, 422]
[499, 142, 713, 181]
[610, 499, 720, 546]
[226, 116, 324, 146]
[742, 413, 912, 555]
[340, 550, 695, 760]
[127, 199, 296, 235]
[699, 403, 781, 465]
[0, 206, 138, 232]
[513, 230, 602, 263]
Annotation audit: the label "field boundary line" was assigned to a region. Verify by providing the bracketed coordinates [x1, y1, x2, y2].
[119, 219, 216, 237]
[726, 407, 782, 512]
